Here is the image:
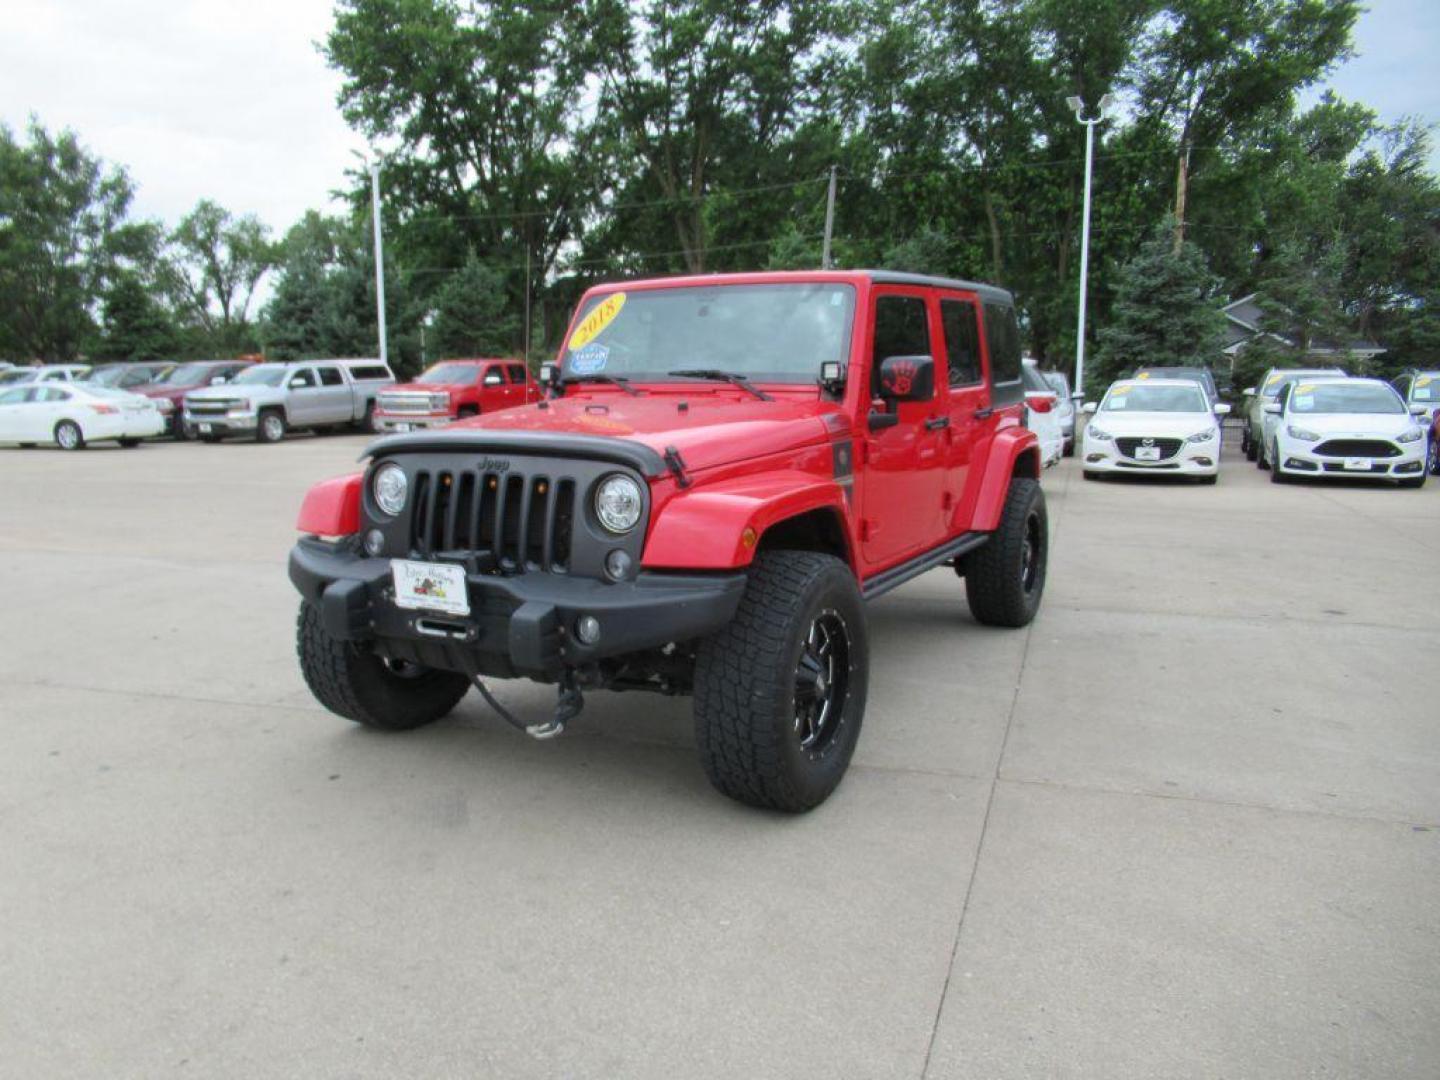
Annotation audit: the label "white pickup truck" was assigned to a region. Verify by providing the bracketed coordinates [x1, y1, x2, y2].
[184, 358, 396, 443]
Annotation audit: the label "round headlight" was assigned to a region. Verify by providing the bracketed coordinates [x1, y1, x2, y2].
[373, 463, 408, 517]
[594, 474, 642, 534]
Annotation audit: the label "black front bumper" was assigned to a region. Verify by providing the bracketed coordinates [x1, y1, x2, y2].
[289, 537, 747, 678]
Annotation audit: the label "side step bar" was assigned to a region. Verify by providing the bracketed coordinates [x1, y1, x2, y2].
[860, 532, 989, 601]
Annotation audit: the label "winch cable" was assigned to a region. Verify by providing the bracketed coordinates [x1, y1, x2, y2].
[451, 648, 582, 740]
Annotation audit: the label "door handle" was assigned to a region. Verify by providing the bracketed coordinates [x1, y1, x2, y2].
[925, 416, 950, 431]
[973, 407, 994, 420]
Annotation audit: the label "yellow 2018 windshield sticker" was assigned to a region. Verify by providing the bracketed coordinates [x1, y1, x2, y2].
[1112, 384, 1131, 394]
[1418, 375, 1433, 387]
[1266, 373, 1283, 386]
[568, 293, 626, 351]
[1136, 371, 1150, 379]
[1295, 383, 1316, 394]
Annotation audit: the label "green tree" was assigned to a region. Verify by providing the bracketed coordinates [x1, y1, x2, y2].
[94, 272, 178, 360]
[1094, 220, 1226, 391]
[0, 119, 146, 361]
[428, 251, 521, 358]
[165, 199, 277, 353]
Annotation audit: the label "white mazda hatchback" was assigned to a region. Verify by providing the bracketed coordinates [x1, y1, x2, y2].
[1081, 379, 1228, 483]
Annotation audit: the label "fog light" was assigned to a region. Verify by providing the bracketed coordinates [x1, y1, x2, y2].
[364, 529, 385, 556]
[605, 549, 632, 580]
[1193, 456, 1213, 467]
[575, 615, 601, 645]
[1085, 453, 1106, 463]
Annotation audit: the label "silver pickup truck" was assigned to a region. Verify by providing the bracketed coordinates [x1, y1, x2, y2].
[184, 359, 396, 443]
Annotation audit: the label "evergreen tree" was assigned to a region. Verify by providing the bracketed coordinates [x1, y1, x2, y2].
[95, 272, 177, 360]
[429, 253, 521, 359]
[1094, 220, 1226, 393]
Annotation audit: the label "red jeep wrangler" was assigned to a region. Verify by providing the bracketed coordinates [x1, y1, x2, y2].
[289, 271, 1048, 811]
[374, 358, 540, 432]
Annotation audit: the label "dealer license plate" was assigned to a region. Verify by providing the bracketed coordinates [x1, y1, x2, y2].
[1135, 446, 1161, 461]
[394, 422, 411, 432]
[199, 423, 213, 434]
[1343, 457, 1371, 471]
[391, 559, 470, 616]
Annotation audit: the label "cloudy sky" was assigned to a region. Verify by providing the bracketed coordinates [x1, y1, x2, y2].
[2, 0, 1437, 240]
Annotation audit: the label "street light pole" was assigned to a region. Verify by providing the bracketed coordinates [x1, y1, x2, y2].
[353, 149, 388, 368]
[1065, 94, 1113, 402]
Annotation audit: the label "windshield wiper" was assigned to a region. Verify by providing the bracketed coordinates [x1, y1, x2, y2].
[667, 369, 773, 401]
[560, 373, 641, 397]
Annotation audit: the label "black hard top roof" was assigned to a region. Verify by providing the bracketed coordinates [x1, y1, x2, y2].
[861, 270, 1013, 304]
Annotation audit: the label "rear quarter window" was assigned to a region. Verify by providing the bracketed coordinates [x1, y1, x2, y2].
[983, 303, 1023, 405]
[349, 365, 392, 381]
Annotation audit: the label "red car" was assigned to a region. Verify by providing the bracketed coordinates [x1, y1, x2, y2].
[374, 359, 540, 432]
[137, 359, 254, 438]
[289, 270, 1045, 811]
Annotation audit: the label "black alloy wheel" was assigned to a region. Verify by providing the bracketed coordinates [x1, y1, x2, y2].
[793, 610, 851, 755]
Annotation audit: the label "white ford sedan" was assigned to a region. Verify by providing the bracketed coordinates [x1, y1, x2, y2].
[1262, 377, 1428, 487]
[0, 384, 165, 450]
[1081, 379, 1229, 483]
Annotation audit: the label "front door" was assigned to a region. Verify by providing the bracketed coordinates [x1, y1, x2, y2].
[860, 290, 948, 567]
[313, 365, 353, 422]
[286, 367, 324, 423]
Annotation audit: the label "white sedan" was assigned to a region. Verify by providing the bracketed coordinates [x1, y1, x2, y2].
[0, 384, 165, 450]
[1081, 378, 1229, 483]
[1262, 377, 1428, 487]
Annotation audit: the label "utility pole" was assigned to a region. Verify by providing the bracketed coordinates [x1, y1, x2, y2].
[524, 245, 532, 362]
[1065, 94, 1115, 401]
[1172, 142, 1191, 254]
[821, 165, 837, 269]
[353, 149, 388, 367]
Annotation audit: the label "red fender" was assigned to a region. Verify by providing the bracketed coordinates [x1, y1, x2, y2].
[297, 472, 363, 536]
[643, 471, 854, 571]
[968, 426, 1040, 533]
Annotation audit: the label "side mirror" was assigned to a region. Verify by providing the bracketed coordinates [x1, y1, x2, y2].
[539, 362, 559, 387]
[1071, 391, 1085, 402]
[483, 371, 503, 386]
[1263, 402, 1282, 415]
[210, 376, 227, 385]
[288, 377, 306, 389]
[877, 355, 934, 402]
[819, 359, 845, 395]
[1213, 403, 1231, 416]
[1242, 387, 1256, 397]
[1409, 403, 1428, 416]
[1082, 402, 1098, 414]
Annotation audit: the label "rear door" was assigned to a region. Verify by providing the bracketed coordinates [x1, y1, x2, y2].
[937, 294, 989, 532]
[506, 364, 532, 407]
[860, 288, 949, 568]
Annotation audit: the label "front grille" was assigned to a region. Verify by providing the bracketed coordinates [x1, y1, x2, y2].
[187, 399, 235, 415]
[1116, 437, 1182, 460]
[1313, 439, 1399, 458]
[379, 393, 438, 414]
[409, 467, 576, 573]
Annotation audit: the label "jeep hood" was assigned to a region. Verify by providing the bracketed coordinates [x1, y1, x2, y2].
[445, 391, 848, 472]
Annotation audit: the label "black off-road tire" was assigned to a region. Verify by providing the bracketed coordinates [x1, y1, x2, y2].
[54, 420, 85, 451]
[964, 477, 1048, 628]
[693, 551, 868, 813]
[257, 408, 287, 443]
[296, 602, 470, 730]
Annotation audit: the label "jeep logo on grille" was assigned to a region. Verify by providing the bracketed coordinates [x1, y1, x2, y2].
[477, 457, 511, 473]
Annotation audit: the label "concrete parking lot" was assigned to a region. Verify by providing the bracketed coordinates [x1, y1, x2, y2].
[1, 431, 1437, 1079]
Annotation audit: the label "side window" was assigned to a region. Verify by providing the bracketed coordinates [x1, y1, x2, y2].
[349, 364, 390, 381]
[0, 388, 32, 404]
[289, 369, 316, 388]
[316, 367, 344, 387]
[41, 387, 71, 402]
[871, 295, 932, 396]
[482, 365, 505, 386]
[982, 304, 1022, 386]
[940, 299, 982, 387]
[507, 364, 528, 384]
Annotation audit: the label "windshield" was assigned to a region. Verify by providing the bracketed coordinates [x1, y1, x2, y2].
[84, 366, 130, 386]
[0, 369, 33, 385]
[417, 362, 480, 384]
[1262, 369, 1342, 399]
[1409, 375, 1440, 403]
[162, 362, 216, 385]
[1289, 382, 1404, 415]
[1100, 384, 1209, 413]
[561, 283, 856, 383]
[230, 365, 287, 387]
